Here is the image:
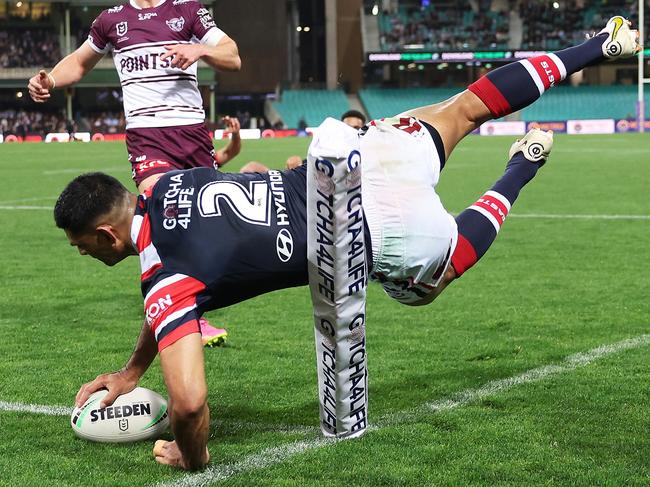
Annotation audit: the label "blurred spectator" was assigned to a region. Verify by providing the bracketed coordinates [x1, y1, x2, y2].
[379, 0, 646, 52]
[0, 109, 128, 137]
[0, 28, 61, 68]
[0, 109, 65, 137]
[380, 0, 509, 51]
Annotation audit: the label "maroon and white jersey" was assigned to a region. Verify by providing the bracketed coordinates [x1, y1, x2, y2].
[87, 0, 226, 129]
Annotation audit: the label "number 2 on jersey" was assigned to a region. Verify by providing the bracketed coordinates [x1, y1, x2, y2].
[198, 180, 272, 226]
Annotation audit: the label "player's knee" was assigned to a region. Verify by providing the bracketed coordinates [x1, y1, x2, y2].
[171, 388, 207, 419]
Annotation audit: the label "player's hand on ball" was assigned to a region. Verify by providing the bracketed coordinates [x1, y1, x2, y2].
[153, 440, 210, 470]
[28, 70, 53, 103]
[161, 44, 204, 70]
[75, 368, 139, 409]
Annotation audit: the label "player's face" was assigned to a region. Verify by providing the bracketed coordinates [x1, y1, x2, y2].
[343, 116, 365, 130]
[65, 229, 123, 266]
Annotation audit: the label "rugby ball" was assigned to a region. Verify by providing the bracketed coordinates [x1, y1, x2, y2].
[71, 387, 169, 443]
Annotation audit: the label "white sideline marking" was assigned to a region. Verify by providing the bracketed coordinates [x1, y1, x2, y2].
[154, 334, 650, 487]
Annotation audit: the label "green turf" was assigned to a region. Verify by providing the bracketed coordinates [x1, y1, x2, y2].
[0, 134, 649, 486]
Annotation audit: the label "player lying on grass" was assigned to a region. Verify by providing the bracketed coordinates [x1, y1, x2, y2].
[55, 17, 640, 470]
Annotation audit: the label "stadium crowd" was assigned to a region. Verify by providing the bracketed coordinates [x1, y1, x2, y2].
[379, 0, 511, 51]
[0, 109, 128, 138]
[0, 28, 60, 69]
[519, 0, 641, 49]
[378, 0, 645, 51]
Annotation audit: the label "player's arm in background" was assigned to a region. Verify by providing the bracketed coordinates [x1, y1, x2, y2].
[214, 116, 242, 167]
[75, 318, 158, 408]
[28, 42, 104, 103]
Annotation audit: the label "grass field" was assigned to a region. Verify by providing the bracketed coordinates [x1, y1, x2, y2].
[0, 133, 649, 486]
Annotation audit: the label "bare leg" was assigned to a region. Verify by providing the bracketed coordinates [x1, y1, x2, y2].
[401, 90, 490, 160]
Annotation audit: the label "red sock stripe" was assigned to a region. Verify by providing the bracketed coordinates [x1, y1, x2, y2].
[475, 194, 509, 226]
[451, 234, 478, 276]
[468, 76, 512, 118]
[529, 55, 561, 90]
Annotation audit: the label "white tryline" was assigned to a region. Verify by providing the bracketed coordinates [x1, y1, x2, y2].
[377, 334, 650, 426]
[155, 334, 650, 487]
[43, 166, 126, 175]
[0, 401, 71, 416]
[0, 205, 52, 211]
[0, 400, 315, 437]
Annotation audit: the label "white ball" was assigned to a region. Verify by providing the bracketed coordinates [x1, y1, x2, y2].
[71, 387, 169, 443]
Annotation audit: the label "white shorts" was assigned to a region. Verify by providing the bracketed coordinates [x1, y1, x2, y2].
[361, 117, 458, 304]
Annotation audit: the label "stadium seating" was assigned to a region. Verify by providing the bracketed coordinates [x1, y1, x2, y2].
[520, 85, 650, 121]
[360, 85, 650, 122]
[379, 0, 510, 51]
[359, 87, 462, 119]
[272, 89, 351, 129]
[377, 0, 647, 52]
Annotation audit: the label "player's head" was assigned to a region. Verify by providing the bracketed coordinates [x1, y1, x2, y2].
[54, 172, 135, 266]
[341, 110, 366, 130]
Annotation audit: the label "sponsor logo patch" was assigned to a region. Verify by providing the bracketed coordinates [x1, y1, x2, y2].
[166, 17, 185, 32]
[196, 8, 216, 29]
[108, 5, 124, 13]
[276, 228, 294, 263]
[116, 21, 128, 37]
[138, 12, 157, 20]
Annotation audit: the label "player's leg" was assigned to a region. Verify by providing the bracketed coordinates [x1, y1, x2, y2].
[409, 128, 553, 306]
[403, 16, 640, 159]
[453, 129, 553, 278]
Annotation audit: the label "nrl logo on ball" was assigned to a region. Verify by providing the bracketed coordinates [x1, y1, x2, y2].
[166, 17, 185, 32]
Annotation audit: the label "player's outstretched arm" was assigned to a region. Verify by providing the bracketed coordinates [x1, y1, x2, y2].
[156, 333, 210, 470]
[201, 35, 241, 71]
[214, 116, 242, 167]
[28, 43, 104, 103]
[75, 318, 158, 408]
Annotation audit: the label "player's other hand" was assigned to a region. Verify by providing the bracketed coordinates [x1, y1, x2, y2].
[222, 116, 241, 136]
[161, 44, 204, 70]
[75, 368, 139, 409]
[28, 70, 53, 103]
[286, 156, 303, 170]
[153, 440, 210, 470]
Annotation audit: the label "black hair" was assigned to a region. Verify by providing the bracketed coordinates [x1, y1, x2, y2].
[54, 172, 129, 233]
[340, 110, 366, 123]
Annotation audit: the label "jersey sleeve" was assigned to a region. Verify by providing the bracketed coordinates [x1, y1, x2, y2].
[144, 273, 207, 351]
[187, 2, 226, 46]
[87, 11, 112, 54]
